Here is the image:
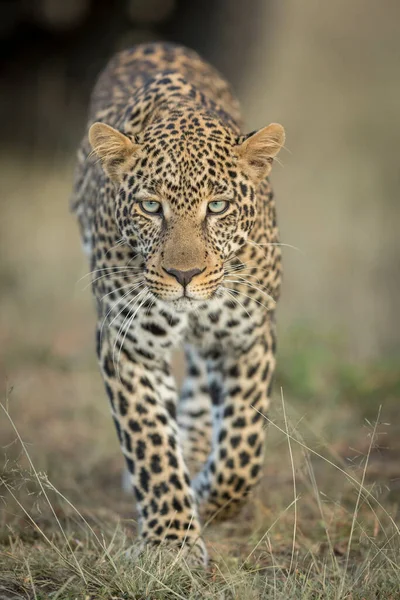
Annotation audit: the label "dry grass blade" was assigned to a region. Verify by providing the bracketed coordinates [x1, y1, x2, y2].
[24, 559, 38, 600]
[134, 564, 188, 600]
[51, 576, 77, 600]
[240, 497, 299, 566]
[250, 405, 400, 539]
[337, 405, 382, 599]
[0, 402, 88, 584]
[1, 479, 83, 577]
[280, 388, 298, 577]
[43, 478, 119, 574]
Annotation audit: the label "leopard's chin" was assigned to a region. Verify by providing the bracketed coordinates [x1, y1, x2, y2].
[171, 297, 193, 311]
[171, 296, 205, 312]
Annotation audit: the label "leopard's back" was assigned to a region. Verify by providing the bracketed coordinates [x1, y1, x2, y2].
[90, 42, 242, 126]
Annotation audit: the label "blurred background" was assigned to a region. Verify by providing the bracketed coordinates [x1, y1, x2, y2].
[1, 0, 399, 362]
[1, 1, 400, 587]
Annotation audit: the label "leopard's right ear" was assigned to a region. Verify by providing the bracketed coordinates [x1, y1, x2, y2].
[89, 122, 141, 181]
[234, 123, 285, 183]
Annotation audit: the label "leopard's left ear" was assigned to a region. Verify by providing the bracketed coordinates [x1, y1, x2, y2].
[234, 123, 285, 182]
[89, 122, 141, 181]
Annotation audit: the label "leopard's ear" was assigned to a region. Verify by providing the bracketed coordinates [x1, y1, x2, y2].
[89, 122, 140, 181]
[234, 123, 285, 182]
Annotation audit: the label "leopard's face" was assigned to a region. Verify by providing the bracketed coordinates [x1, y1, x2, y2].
[89, 114, 284, 306]
[115, 120, 259, 304]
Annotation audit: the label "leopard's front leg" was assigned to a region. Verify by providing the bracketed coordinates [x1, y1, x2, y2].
[98, 326, 207, 565]
[193, 324, 276, 522]
[178, 345, 212, 477]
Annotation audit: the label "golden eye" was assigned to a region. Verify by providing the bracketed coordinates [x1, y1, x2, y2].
[140, 200, 162, 215]
[207, 200, 229, 215]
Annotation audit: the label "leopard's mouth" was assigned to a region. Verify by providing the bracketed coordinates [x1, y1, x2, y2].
[148, 279, 222, 308]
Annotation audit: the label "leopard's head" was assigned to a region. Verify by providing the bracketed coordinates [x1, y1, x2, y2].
[89, 111, 284, 306]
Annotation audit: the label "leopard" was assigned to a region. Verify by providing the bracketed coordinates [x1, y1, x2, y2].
[71, 41, 285, 566]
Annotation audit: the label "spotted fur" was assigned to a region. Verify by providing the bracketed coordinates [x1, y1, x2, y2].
[72, 42, 285, 566]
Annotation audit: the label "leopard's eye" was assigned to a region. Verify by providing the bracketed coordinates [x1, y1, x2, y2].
[207, 200, 230, 215]
[140, 200, 162, 215]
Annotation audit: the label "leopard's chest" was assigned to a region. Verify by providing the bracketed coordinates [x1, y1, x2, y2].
[184, 295, 267, 355]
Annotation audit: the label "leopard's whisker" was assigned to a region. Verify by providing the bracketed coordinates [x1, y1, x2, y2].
[111, 288, 148, 370]
[77, 253, 143, 281]
[100, 280, 145, 302]
[224, 277, 276, 303]
[108, 285, 146, 330]
[100, 283, 145, 342]
[247, 239, 302, 254]
[224, 267, 263, 284]
[222, 288, 253, 323]
[223, 283, 276, 310]
[223, 266, 259, 280]
[224, 276, 274, 297]
[222, 287, 262, 336]
[145, 294, 157, 316]
[224, 257, 260, 270]
[79, 269, 143, 290]
[86, 264, 143, 277]
[100, 291, 134, 343]
[115, 290, 151, 380]
[86, 270, 144, 289]
[126, 250, 144, 266]
[223, 285, 269, 313]
[105, 237, 127, 257]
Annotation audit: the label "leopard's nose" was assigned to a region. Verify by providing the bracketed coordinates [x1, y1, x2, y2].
[163, 267, 203, 287]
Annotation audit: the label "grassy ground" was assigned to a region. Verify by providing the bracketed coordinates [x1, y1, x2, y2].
[1, 157, 400, 598]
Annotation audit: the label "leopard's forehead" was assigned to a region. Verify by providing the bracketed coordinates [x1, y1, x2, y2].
[140, 107, 237, 143]
[126, 110, 244, 204]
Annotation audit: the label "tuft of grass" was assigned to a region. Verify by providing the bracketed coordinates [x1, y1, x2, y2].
[1, 506, 399, 599]
[1, 498, 399, 600]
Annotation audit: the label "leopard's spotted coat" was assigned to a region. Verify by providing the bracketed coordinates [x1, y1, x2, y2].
[72, 42, 285, 565]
